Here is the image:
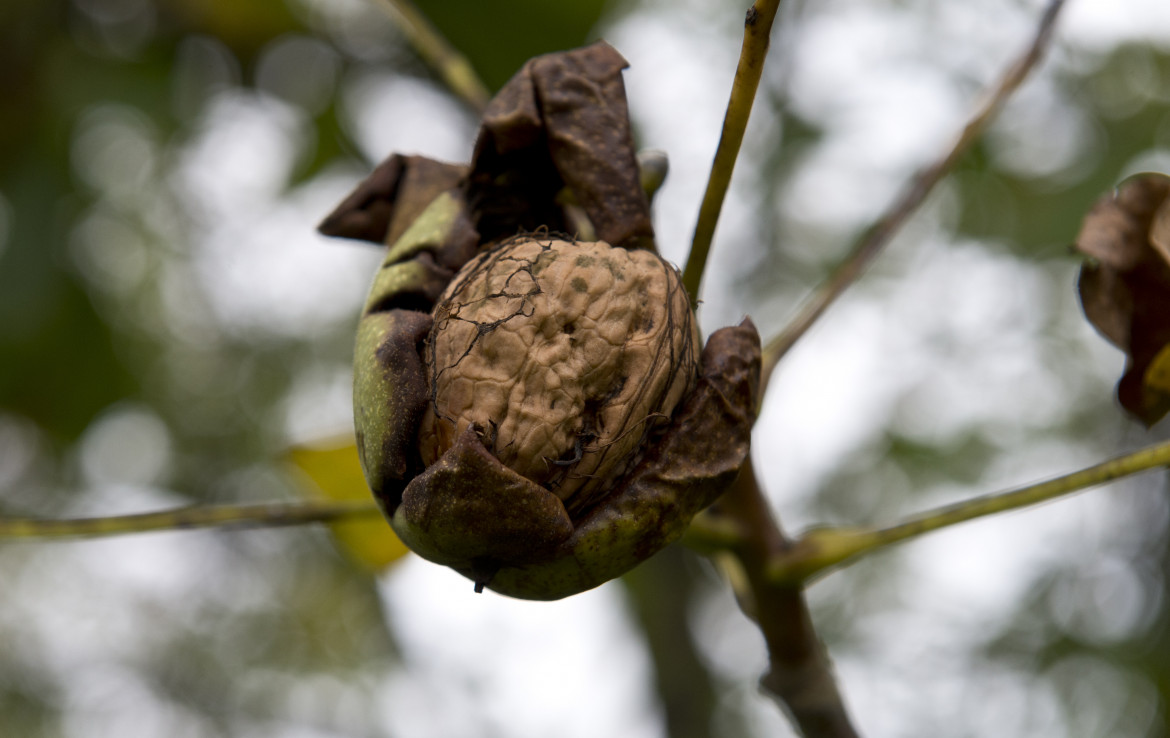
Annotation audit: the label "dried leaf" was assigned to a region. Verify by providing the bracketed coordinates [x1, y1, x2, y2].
[318, 155, 466, 246]
[466, 41, 655, 250]
[321, 43, 654, 255]
[1076, 172, 1170, 426]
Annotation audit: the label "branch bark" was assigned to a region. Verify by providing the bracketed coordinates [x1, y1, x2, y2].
[711, 461, 860, 738]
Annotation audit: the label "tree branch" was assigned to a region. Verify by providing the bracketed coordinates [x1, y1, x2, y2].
[710, 461, 860, 738]
[682, 0, 783, 303]
[623, 546, 722, 738]
[767, 438, 1170, 586]
[758, 0, 1068, 399]
[0, 500, 381, 539]
[371, 0, 491, 113]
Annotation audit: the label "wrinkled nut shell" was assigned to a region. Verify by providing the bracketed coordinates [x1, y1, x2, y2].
[418, 237, 700, 516]
[480, 319, 761, 600]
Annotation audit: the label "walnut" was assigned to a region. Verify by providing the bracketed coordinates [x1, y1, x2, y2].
[344, 212, 760, 599]
[327, 42, 762, 600]
[418, 237, 700, 517]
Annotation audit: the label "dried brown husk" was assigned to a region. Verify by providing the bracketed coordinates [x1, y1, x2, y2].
[323, 42, 760, 599]
[1076, 172, 1170, 426]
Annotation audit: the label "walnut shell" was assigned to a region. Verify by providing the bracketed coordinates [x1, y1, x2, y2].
[330, 42, 764, 600]
[418, 236, 700, 516]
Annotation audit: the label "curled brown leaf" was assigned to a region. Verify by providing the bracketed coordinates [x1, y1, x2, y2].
[318, 154, 467, 246]
[466, 41, 655, 250]
[1076, 172, 1170, 426]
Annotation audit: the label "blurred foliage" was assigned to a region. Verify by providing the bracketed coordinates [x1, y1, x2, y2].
[2, 0, 1170, 736]
[0, 0, 656, 735]
[744, 25, 1170, 737]
[414, 0, 613, 90]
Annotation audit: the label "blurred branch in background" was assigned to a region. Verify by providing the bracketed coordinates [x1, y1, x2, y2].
[371, 0, 491, 113]
[623, 546, 723, 738]
[0, 499, 380, 539]
[757, 0, 1068, 399]
[682, 0, 782, 302]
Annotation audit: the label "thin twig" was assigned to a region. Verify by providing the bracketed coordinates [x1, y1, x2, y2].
[371, 0, 491, 113]
[758, 0, 1067, 398]
[681, 4, 856, 732]
[712, 461, 861, 738]
[682, 0, 783, 302]
[0, 500, 382, 540]
[767, 438, 1170, 585]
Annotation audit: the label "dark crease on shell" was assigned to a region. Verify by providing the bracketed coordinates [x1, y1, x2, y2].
[481, 318, 761, 600]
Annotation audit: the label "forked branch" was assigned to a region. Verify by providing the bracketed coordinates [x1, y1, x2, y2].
[713, 462, 861, 738]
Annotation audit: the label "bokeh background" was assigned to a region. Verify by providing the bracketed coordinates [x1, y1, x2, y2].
[2, 0, 1170, 735]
